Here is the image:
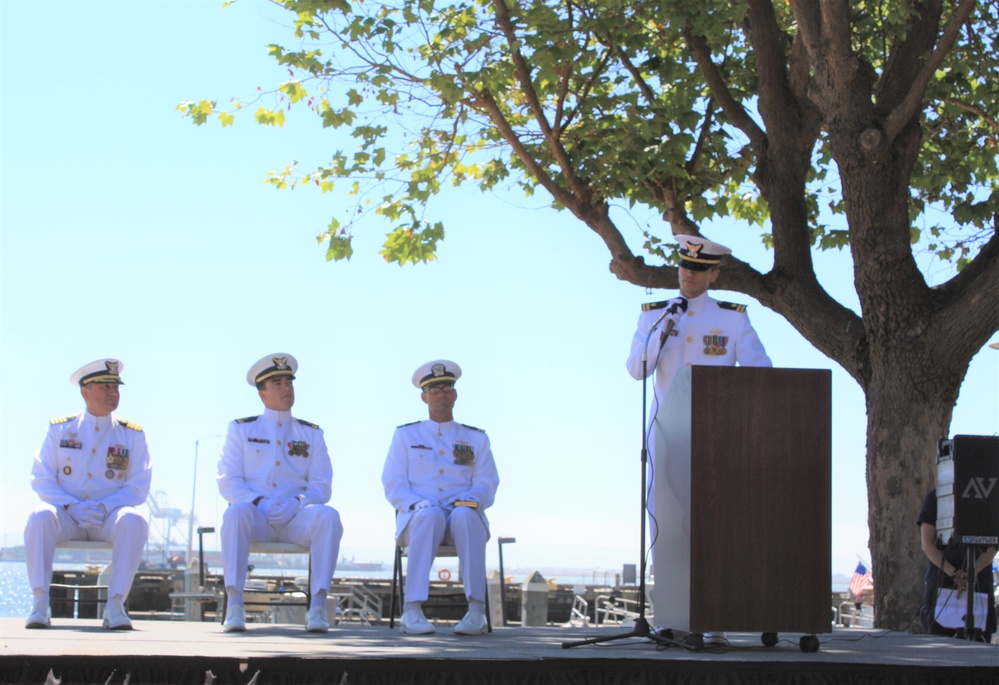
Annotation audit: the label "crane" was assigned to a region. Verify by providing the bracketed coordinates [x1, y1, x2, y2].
[145, 490, 190, 567]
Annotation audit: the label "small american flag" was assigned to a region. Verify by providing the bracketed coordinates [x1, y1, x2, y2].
[849, 561, 873, 599]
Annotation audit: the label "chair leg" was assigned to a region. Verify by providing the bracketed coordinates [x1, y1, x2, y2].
[389, 544, 402, 629]
[220, 556, 311, 624]
[306, 554, 312, 612]
[485, 580, 492, 633]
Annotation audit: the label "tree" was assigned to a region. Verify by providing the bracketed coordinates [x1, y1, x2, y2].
[180, 0, 999, 628]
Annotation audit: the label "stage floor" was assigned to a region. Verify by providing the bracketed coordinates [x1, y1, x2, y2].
[2, 619, 996, 684]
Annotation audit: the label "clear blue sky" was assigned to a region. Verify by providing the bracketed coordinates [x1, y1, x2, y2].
[2, 0, 996, 582]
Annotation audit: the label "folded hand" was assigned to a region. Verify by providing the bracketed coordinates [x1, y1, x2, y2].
[66, 502, 106, 528]
[262, 497, 301, 526]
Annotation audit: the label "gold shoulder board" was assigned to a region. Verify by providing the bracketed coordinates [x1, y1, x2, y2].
[641, 300, 670, 312]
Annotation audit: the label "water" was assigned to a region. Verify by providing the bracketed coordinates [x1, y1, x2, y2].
[0, 559, 646, 619]
[2, 561, 33, 618]
[1, 560, 112, 618]
[0, 560, 396, 619]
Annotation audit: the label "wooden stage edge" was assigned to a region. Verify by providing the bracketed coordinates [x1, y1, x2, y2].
[1, 619, 997, 684]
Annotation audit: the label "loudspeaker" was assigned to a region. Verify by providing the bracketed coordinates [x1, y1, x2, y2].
[936, 435, 999, 546]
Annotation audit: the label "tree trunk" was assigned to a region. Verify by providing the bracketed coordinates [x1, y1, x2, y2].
[834, 109, 970, 628]
[864, 360, 961, 629]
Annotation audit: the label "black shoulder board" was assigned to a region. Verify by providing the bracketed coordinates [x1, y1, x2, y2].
[641, 300, 671, 312]
[297, 418, 320, 429]
[235, 416, 259, 424]
[718, 301, 748, 313]
[461, 423, 486, 433]
[398, 420, 421, 428]
[118, 418, 144, 432]
[50, 415, 75, 425]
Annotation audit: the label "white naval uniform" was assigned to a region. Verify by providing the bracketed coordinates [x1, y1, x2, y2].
[626, 291, 772, 521]
[382, 419, 499, 604]
[216, 408, 342, 597]
[24, 411, 152, 597]
[627, 291, 772, 404]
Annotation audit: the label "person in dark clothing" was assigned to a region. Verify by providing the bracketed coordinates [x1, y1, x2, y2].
[917, 490, 996, 642]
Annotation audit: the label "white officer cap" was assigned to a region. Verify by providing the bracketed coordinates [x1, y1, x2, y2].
[412, 359, 462, 389]
[247, 353, 298, 387]
[70, 358, 125, 387]
[675, 234, 732, 271]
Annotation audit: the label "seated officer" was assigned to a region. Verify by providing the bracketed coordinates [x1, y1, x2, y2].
[24, 358, 152, 630]
[382, 360, 500, 635]
[216, 353, 344, 633]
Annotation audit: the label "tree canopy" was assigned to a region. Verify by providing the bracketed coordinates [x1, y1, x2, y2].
[181, 0, 999, 629]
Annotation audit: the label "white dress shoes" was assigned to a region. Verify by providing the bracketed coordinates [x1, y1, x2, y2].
[102, 599, 133, 630]
[305, 606, 330, 633]
[222, 605, 247, 632]
[400, 607, 435, 634]
[454, 610, 488, 635]
[25, 605, 51, 629]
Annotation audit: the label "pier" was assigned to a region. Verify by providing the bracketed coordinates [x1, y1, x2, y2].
[4, 556, 995, 683]
[2, 618, 996, 685]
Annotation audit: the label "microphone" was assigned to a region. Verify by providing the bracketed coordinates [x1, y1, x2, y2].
[652, 297, 688, 349]
[651, 297, 688, 331]
[641, 297, 688, 363]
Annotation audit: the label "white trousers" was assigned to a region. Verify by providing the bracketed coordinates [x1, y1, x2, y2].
[398, 505, 487, 605]
[220, 502, 343, 597]
[24, 503, 149, 598]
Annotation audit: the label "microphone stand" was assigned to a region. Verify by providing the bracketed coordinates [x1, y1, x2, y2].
[562, 310, 678, 648]
[955, 545, 986, 642]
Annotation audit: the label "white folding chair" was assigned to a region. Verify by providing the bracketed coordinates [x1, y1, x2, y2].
[51, 540, 113, 618]
[389, 542, 491, 631]
[222, 541, 311, 621]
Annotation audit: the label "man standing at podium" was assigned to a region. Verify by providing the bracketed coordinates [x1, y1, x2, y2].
[626, 234, 771, 644]
[627, 235, 771, 402]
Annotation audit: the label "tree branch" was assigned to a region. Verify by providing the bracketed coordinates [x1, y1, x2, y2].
[685, 101, 715, 175]
[561, 45, 614, 134]
[491, 0, 585, 196]
[883, 0, 976, 141]
[607, 42, 657, 107]
[935, 219, 999, 308]
[746, 0, 792, 113]
[551, 1, 577, 135]
[685, 29, 766, 148]
[472, 89, 582, 210]
[790, 0, 861, 112]
[945, 97, 999, 131]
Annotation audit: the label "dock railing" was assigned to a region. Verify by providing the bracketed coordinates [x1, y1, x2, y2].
[594, 595, 640, 625]
[340, 584, 383, 625]
[569, 596, 590, 626]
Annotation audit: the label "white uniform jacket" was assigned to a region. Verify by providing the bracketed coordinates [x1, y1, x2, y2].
[382, 419, 499, 539]
[217, 408, 332, 506]
[31, 410, 152, 511]
[627, 292, 772, 412]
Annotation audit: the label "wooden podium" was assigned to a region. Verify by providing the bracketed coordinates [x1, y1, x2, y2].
[651, 366, 831, 635]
